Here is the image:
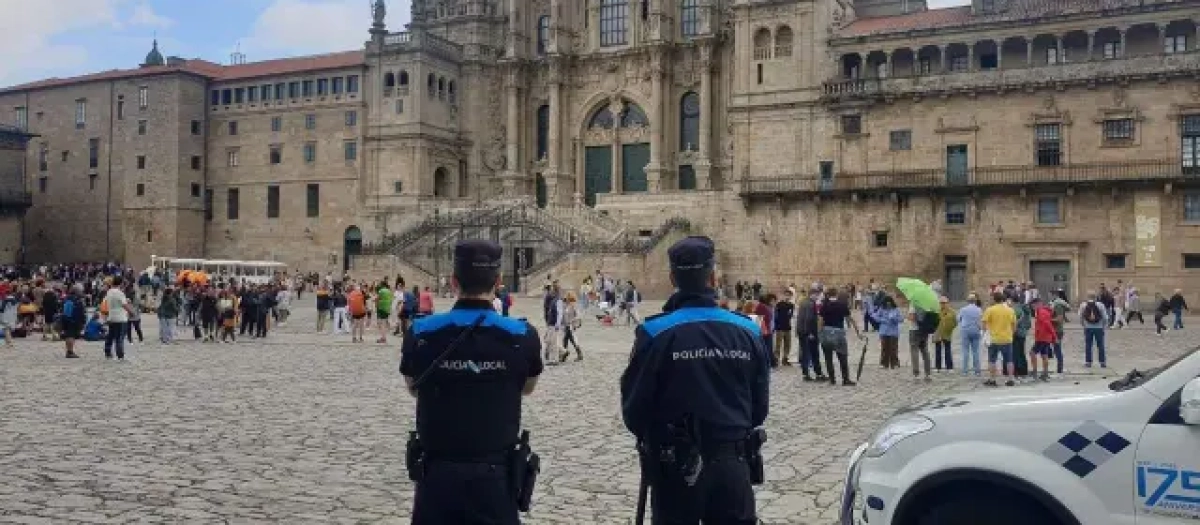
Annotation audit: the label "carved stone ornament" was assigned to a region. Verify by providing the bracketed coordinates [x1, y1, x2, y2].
[1113, 87, 1127, 107]
[1042, 94, 1057, 111]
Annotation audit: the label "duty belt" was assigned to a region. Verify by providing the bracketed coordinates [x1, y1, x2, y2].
[700, 440, 747, 459]
[423, 450, 510, 465]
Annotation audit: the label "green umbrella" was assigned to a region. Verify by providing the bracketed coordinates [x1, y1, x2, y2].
[896, 278, 940, 312]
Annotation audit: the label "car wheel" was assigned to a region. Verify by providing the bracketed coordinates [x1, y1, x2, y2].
[917, 489, 1060, 525]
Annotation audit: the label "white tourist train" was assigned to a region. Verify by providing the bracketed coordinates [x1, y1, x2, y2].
[149, 255, 289, 285]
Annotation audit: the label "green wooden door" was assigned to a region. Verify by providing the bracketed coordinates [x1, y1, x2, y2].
[535, 174, 547, 208]
[678, 165, 696, 190]
[584, 146, 612, 206]
[622, 143, 650, 192]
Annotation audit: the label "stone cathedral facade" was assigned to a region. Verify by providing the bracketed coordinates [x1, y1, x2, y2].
[6, 0, 1200, 301]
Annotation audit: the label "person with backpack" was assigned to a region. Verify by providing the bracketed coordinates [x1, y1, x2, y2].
[1050, 290, 1071, 374]
[1169, 289, 1189, 330]
[1154, 292, 1171, 335]
[157, 287, 180, 344]
[58, 284, 86, 358]
[934, 297, 957, 372]
[1030, 298, 1056, 382]
[1079, 291, 1110, 368]
[907, 303, 936, 382]
[41, 284, 60, 341]
[542, 285, 563, 362]
[1011, 296, 1032, 379]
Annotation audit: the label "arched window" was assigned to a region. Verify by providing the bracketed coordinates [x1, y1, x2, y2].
[620, 103, 648, 128]
[775, 25, 794, 58]
[600, 0, 628, 47]
[679, 92, 700, 151]
[427, 74, 436, 98]
[433, 167, 450, 197]
[448, 80, 456, 103]
[398, 70, 409, 86]
[383, 72, 395, 88]
[753, 28, 772, 60]
[589, 106, 614, 129]
[536, 105, 550, 160]
[437, 77, 446, 100]
[537, 15, 550, 55]
[680, 0, 701, 37]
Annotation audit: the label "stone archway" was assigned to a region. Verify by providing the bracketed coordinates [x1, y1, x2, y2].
[580, 97, 651, 206]
[343, 226, 362, 273]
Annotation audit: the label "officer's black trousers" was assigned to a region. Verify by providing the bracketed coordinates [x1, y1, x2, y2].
[412, 461, 519, 525]
[650, 455, 757, 525]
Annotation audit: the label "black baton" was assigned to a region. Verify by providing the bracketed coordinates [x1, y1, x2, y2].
[635, 473, 649, 525]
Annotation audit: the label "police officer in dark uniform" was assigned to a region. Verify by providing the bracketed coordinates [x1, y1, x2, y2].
[621, 236, 770, 525]
[400, 239, 544, 525]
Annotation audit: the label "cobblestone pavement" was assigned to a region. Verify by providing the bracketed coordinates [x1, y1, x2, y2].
[0, 298, 1195, 524]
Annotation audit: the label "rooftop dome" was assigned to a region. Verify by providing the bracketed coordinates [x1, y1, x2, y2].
[142, 39, 165, 67]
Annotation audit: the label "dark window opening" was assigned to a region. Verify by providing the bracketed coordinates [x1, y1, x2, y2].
[1105, 254, 1127, 269]
[873, 231, 889, 248]
[306, 184, 320, 217]
[267, 185, 280, 218]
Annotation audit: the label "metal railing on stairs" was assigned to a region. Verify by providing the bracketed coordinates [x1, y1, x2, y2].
[520, 217, 691, 277]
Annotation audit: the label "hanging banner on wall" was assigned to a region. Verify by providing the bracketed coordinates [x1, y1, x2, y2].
[1135, 194, 1162, 268]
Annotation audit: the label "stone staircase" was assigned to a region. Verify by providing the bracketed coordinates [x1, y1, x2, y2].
[543, 205, 627, 243]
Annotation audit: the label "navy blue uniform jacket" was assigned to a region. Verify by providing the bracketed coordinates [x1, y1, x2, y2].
[620, 293, 770, 443]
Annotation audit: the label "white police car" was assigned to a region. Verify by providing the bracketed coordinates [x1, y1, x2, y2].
[841, 347, 1200, 525]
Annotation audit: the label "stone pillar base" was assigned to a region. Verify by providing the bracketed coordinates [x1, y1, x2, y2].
[645, 163, 666, 192]
[499, 170, 526, 197]
[695, 160, 713, 190]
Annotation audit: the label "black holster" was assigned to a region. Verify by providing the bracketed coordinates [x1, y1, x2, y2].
[508, 430, 539, 512]
[745, 427, 767, 486]
[405, 431, 424, 482]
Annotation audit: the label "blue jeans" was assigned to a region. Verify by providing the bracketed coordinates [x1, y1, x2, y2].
[1084, 327, 1107, 365]
[961, 331, 981, 376]
[159, 317, 174, 343]
[763, 335, 775, 365]
[1174, 309, 1184, 330]
[1054, 331, 1065, 373]
[934, 339, 953, 370]
[104, 322, 126, 359]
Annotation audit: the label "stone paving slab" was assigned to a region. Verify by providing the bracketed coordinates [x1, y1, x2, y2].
[0, 298, 1193, 524]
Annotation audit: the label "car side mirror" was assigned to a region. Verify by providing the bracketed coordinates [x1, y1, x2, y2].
[1182, 378, 1200, 426]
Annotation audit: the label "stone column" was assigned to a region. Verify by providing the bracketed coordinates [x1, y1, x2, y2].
[546, 63, 563, 204]
[610, 98, 623, 194]
[506, 0, 520, 58]
[1195, 21, 1200, 51]
[628, 0, 641, 45]
[502, 68, 522, 195]
[1026, 38, 1034, 66]
[966, 43, 975, 71]
[996, 41, 1004, 70]
[696, 41, 714, 190]
[1120, 27, 1128, 57]
[1087, 30, 1096, 60]
[645, 47, 666, 192]
[1056, 36, 1064, 63]
[574, 139, 585, 206]
[940, 45, 948, 73]
[883, 51, 892, 78]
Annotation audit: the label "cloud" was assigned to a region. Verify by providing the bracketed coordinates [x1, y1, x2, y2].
[241, 0, 382, 57]
[0, 0, 129, 86]
[129, 1, 175, 29]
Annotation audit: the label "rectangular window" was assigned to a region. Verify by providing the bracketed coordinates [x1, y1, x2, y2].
[302, 80, 314, 97]
[190, 120, 202, 135]
[1185, 192, 1200, 222]
[347, 75, 360, 93]
[261, 84, 273, 101]
[345, 110, 357, 127]
[1103, 42, 1119, 59]
[204, 189, 213, 221]
[15, 106, 26, 130]
[275, 83, 286, 100]
[136, 183, 145, 196]
[344, 140, 358, 161]
[841, 115, 862, 135]
[248, 86, 258, 102]
[1103, 118, 1134, 143]
[38, 177, 47, 194]
[137, 155, 146, 170]
[190, 156, 201, 170]
[61, 150, 68, 162]
[270, 145, 282, 165]
[395, 99, 404, 114]
[267, 185, 280, 218]
[75, 99, 86, 128]
[950, 55, 969, 72]
[191, 183, 201, 197]
[945, 198, 967, 225]
[89, 174, 97, 191]
[872, 231, 889, 248]
[210, 90, 220, 105]
[889, 130, 911, 151]
[38, 144, 48, 171]
[393, 180, 403, 193]
[303, 142, 316, 163]
[228, 121, 238, 135]
[305, 114, 316, 130]
[137, 120, 147, 136]
[117, 99, 125, 120]
[146, 230, 153, 243]
[306, 184, 320, 217]
[227, 188, 240, 220]
[1047, 47, 1060, 65]
[332, 77, 344, 94]
[1183, 115, 1200, 173]
[234, 87, 245, 104]
[680, 0, 700, 37]
[1104, 254, 1127, 270]
[317, 78, 329, 95]
[88, 138, 99, 169]
[1036, 197, 1062, 225]
[1165, 35, 1187, 54]
[1035, 123, 1062, 166]
[1185, 254, 1200, 269]
[918, 58, 932, 75]
[228, 149, 240, 167]
[600, 0, 629, 46]
[288, 82, 300, 98]
[138, 86, 148, 109]
[222, 89, 232, 105]
[271, 116, 282, 132]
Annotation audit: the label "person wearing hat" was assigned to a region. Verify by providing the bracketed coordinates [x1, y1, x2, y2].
[620, 236, 769, 525]
[399, 239, 543, 524]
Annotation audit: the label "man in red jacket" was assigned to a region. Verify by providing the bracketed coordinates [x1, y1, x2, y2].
[1030, 298, 1057, 382]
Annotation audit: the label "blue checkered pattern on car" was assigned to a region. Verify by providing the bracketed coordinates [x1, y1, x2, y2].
[1042, 421, 1131, 478]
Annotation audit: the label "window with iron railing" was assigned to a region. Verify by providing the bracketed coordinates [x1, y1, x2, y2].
[680, 0, 701, 37]
[945, 199, 967, 225]
[841, 115, 862, 135]
[1103, 119, 1134, 143]
[950, 55, 969, 72]
[600, 0, 628, 47]
[1036, 197, 1062, 224]
[1182, 115, 1200, 174]
[1185, 192, 1200, 222]
[889, 130, 911, 151]
[1165, 35, 1187, 54]
[1103, 42, 1119, 59]
[1035, 123, 1062, 166]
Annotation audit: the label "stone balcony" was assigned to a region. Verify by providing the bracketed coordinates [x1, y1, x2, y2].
[822, 50, 1200, 102]
[739, 159, 1192, 200]
[376, 30, 464, 62]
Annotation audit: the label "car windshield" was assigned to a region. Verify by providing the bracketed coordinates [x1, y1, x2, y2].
[1109, 346, 1199, 392]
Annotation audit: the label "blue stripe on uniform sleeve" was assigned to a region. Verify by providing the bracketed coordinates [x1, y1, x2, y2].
[642, 307, 760, 338]
[412, 309, 528, 336]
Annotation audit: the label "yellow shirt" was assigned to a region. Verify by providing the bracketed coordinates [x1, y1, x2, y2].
[982, 304, 1016, 344]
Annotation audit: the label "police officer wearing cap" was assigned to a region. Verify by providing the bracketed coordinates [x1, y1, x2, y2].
[400, 239, 544, 525]
[621, 236, 770, 525]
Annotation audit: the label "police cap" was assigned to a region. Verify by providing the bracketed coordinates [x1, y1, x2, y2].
[668, 236, 715, 290]
[454, 239, 503, 281]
